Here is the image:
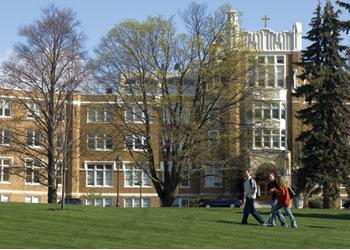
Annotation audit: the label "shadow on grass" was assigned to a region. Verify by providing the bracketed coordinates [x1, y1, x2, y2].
[214, 220, 262, 227]
[233, 210, 350, 220]
[292, 213, 350, 220]
[305, 225, 336, 229]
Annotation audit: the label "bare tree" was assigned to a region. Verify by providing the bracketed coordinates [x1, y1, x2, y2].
[0, 4, 88, 203]
[93, 2, 256, 206]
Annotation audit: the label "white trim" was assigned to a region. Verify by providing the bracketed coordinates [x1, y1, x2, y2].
[81, 101, 117, 105]
[0, 190, 47, 195]
[84, 161, 116, 170]
[78, 192, 159, 197]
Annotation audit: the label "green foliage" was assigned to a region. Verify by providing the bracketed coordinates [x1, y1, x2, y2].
[294, 1, 350, 208]
[308, 199, 324, 209]
[254, 162, 283, 183]
[1, 203, 350, 248]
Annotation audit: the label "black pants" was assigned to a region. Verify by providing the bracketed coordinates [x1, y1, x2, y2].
[241, 197, 265, 224]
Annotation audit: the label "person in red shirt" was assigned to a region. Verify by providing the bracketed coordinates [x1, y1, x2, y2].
[269, 176, 297, 228]
[267, 173, 287, 227]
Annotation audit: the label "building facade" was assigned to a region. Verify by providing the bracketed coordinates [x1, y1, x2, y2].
[1, 11, 348, 208]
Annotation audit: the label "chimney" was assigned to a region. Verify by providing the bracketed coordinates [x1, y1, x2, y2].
[106, 87, 113, 94]
[227, 9, 240, 47]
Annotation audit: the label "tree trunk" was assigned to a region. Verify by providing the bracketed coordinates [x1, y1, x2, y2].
[160, 191, 177, 207]
[323, 183, 331, 209]
[48, 186, 57, 203]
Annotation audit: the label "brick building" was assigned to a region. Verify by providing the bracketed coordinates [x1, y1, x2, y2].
[1, 11, 348, 208]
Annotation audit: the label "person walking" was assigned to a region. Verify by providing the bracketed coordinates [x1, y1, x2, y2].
[241, 169, 267, 226]
[267, 173, 287, 227]
[269, 176, 297, 228]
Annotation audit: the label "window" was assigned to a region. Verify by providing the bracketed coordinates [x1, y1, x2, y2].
[267, 65, 274, 87]
[263, 104, 271, 119]
[0, 99, 11, 117]
[172, 198, 190, 207]
[0, 158, 10, 183]
[124, 79, 141, 95]
[263, 129, 271, 147]
[56, 161, 69, 187]
[257, 56, 265, 64]
[204, 165, 223, 188]
[281, 130, 286, 148]
[258, 67, 265, 87]
[253, 128, 287, 149]
[272, 103, 279, 119]
[254, 101, 285, 121]
[87, 134, 113, 150]
[25, 196, 40, 203]
[87, 105, 113, 123]
[253, 55, 285, 88]
[27, 102, 41, 118]
[281, 104, 286, 119]
[86, 197, 112, 207]
[124, 162, 151, 187]
[208, 108, 220, 122]
[0, 129, 10, 146]
[277, 56, 284, 64]
[26, 130, 41, 147]
[125, 135, 147, 151]
[124, 197, 151, 208]
[208, 130, 220, 146]
[0, 194, 9, 202]
[86, 163, 113, 187]
[180, 166, 191, 188]
[56, 133, 64, 148]
[277, 65, 284, 87]
[254, 128, 262, 148]
[25, 159, 41, 184]
[163, 105, 190, 124]
[125, 105, 145, 123]
[272, 129, 280, 148]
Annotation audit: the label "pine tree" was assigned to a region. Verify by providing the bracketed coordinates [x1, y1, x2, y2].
[294, 1, 350, 208]
[337, 0, 350, 32]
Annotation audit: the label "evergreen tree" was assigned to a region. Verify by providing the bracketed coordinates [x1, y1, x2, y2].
[337, 0, 350, 32]
[294, 1, 350, 208]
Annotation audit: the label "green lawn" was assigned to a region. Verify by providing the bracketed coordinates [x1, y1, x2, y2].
[0, 202, 349, 248]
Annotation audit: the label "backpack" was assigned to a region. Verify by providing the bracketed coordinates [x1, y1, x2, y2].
[249, 178, 261, 197]
[277, 185, 291, 206]
[288, 187, 295, 199]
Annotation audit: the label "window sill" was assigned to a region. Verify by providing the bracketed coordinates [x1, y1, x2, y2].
[87, 121, 112, 124]
[87, 149, 114, 151]
[86, 185, 114, 188]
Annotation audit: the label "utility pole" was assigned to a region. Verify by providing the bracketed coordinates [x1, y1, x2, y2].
[115, 155, 122, 207]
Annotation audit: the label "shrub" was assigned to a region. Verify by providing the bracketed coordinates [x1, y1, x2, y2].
[308, 199, 323, 209]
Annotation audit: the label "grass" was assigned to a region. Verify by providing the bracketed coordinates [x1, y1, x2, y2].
[0, 202, 349, 248]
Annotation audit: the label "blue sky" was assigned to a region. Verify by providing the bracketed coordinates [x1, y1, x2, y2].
[0, 0, 347, 59]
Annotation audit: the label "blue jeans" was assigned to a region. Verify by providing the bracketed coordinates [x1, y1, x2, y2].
[268, 199, 286, 226]
[271, 203, 297, 228]
[241, 197, 265, 224]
